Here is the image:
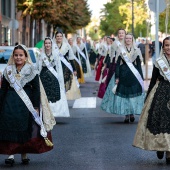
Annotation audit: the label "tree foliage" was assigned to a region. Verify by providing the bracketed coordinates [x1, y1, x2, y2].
[16, 0, 91, 33]
[100, 0, 127, 36]
[99, 0, 149, 37]
[159, 5, 170, 34]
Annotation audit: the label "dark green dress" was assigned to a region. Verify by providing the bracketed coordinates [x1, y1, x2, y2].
[0, 73, 52, 154]
[60, 50, 76, 92]
[76, 48, 87, 73]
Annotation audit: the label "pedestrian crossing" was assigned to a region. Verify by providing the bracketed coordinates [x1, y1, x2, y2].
[73, 97, 96, 108]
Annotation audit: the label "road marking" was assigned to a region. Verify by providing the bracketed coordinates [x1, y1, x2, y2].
[73, 97, 96, 108]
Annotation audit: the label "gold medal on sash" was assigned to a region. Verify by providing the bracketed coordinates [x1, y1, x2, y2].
[15, 73, 21, 80]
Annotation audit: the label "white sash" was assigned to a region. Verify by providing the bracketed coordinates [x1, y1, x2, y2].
[76, 45, 87, 60]
[156, 56, 170, 82]
[42, 54, 59, 80]
[55, 46, 73, 73]
[6, 66, 47, 138]
[73, 55, 81, 66]
[116, 41, 144, 91]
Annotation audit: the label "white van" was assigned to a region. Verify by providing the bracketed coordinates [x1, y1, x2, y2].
[0, 46, 40, 73]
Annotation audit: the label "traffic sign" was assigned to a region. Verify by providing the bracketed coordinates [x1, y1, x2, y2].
[148, 0, 166, 13]
[8, 19, 19, 30]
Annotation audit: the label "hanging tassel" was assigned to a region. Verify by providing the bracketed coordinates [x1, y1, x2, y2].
[44, 138, 53, 147]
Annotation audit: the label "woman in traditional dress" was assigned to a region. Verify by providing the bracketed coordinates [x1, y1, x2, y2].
[55, 31, 81, 100]
[133, 36, 170, 163]
[68, 38, 85, 84]
[97, 37, 112, 98]
[76, 36, 91, 77]
[95, 36, 108, 81]
[101, 29, 126, 112]
[101, 33, 144, 122]
[105, 29, 126, 87]
[37, 37, 69, 117]
[0, 44, 55, 165]
[89, 41, 98, 69]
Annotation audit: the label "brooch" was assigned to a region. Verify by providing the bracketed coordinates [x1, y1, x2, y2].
[163, 67, 168, 72]
[8, 70, 11, 75]
[15, 74, 21, 80]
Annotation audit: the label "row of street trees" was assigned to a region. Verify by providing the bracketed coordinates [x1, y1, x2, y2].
[99, 0, 148, 38]
[17, 0, 91, 46]
[97, 0, 170, 38]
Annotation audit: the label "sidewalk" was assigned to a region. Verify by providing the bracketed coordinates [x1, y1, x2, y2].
[142, 59, 153, 91]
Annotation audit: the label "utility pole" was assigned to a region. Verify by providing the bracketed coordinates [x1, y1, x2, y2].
[0, 0, 2, 45]
[11, 1, 15, 46]
[132, 0, 135, 36]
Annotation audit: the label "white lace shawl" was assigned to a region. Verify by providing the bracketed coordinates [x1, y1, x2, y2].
[37, 52, 65, 91]
[71, 45, 77, 55]
[116, 47, 143, 64]
[154, 52, 170, 81]
[59, 42, 75, 60]
[4, 63, 38, 88]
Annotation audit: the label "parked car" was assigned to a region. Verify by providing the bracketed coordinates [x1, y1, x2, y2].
[0, 46, 40, 73]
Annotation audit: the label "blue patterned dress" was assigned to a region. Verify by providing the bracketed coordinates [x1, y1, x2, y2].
[101, 50, 145, 115]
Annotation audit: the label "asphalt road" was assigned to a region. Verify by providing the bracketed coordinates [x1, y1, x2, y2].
[0, 72, 169, 170]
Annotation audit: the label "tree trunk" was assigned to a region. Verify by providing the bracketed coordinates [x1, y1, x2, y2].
[22, 16, 26, 45]
[38, 19, 42, 41]
[29, 16, 33, 47]
[47, 23, 51, 37]
[34, 20, 37, 46]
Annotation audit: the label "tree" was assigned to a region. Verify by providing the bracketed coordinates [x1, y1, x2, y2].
[99, 0, 149, 37]
[100, 0, 127, 36]
[17, 0, 91, 42]
[159, 4, 170, 34]
[17, 0, 57, 45]
[86, 17, 100, 40]
[119, 1, 148, 37]
[50, 0, 91, 35]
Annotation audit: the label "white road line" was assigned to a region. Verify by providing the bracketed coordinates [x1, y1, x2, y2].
[73, 97, 96, 108]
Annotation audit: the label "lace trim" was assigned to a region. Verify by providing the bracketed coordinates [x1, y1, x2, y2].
[71, 45, 77, 55]
[133, 81, 162, 150]
[39, 79, 56, 131]
[38, 52, 65, 91]
[4, 63, 38, 88]
[77, 43, 85, 51]
[154, 55, 170, 82]
[59, 43, 69, 56]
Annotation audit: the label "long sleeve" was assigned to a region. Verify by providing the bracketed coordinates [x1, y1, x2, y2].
[70, 59, 76, 71]
[30, 74, 40, 108]
[0, 76, 9, 111]
[136, 56, 144, 79]
[115, 55, 121, 79]
[145, 66, 160, 100]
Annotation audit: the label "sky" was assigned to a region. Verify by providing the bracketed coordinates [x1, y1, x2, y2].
[87, 0, 107, 18]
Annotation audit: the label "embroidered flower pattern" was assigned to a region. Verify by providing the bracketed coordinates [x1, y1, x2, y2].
[168, 100, 170, 110]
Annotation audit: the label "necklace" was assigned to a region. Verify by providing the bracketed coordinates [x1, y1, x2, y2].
[126, 46, 131, 53]
[16, 65, 24, 80]
[57, 43, 62, 49]
[16, 64, 25, 73]
[46, 52, 52, 56]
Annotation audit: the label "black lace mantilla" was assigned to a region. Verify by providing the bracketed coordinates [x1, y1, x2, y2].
[40, 66, 60, 103]
[147, 80, 170, 135]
